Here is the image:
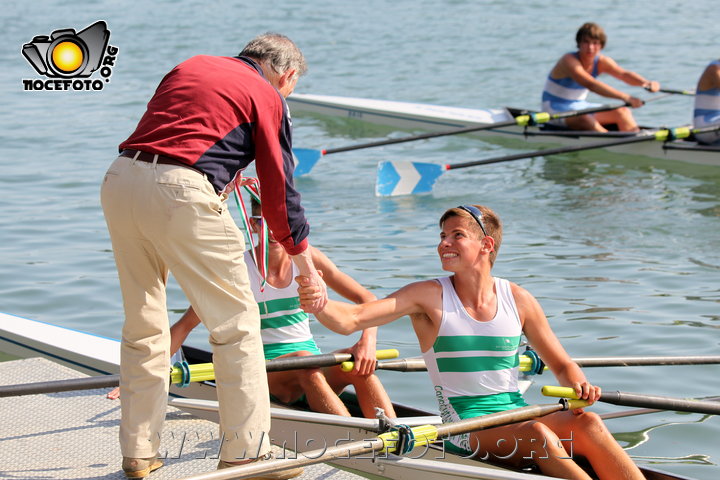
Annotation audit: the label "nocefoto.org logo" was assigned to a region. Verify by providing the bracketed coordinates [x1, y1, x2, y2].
[21, 20, 119, 91]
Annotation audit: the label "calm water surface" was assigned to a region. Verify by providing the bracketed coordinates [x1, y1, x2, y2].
[1, 1, 719, 478]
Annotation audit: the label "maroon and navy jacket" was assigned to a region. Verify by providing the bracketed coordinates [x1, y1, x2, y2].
[120, 55, 308, 255]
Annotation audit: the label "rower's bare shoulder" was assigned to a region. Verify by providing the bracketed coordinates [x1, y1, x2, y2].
[509, 282, 543, 312]
[389, 279, 442, 312]
[393, 279, 441, 296]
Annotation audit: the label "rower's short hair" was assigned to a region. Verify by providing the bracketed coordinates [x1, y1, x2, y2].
[439, 205, 502, 266]
[575, 22, 607, 48]
[239, 32, 307, 77]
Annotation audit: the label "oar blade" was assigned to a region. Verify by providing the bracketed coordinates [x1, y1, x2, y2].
[292, 148, 322, 177]
[375, 160, 444, 196]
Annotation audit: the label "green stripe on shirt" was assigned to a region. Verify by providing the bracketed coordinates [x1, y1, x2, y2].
[257, 297, 301, 316]
[260, 311, 307, 329]
[433, 335, 521, 353]
[436, 354, 519, 372]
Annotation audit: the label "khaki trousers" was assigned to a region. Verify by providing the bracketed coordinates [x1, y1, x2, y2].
[100, 154, 270, 461]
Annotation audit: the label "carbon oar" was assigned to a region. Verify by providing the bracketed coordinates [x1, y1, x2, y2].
[572, 355, 720, 367]
[0, 374, 121, 398]
[0, 349, 399, 398]
[346, 354, 720, 373]
[343, 355, 541, 373]
[291, 101, 635, 176]
[178, 401, 572, 480]
[600, 396, 720, 420]
[264, 348, 398, 372]
[543, 386, 720, 415]
[646, 85, 695, 96]
[376, 124, 720, 196]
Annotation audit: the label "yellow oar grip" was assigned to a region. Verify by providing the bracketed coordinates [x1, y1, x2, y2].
[340, 349, 400, 372]
[653, 127, 692, 142]
[377, 349, 400, 360]
[533, 112, 551, 124]
[541, 385, 579, 399]
[515, 115, 530, 127]
[378, 424, 439, 454]
[170, 362, 216, 384]
[568, 399, 590, 409]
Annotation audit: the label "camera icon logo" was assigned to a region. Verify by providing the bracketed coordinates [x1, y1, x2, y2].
[22, 20, 110, 78]
[21, 21, 119, 91]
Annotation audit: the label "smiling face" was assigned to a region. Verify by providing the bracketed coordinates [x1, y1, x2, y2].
[438, 205, 502, 268]
[437, 215, 487, 272]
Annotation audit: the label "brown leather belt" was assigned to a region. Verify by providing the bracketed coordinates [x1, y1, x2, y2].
[120, 149, 203, 175]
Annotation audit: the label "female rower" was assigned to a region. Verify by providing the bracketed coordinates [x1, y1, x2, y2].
[297, 204, 644, 479]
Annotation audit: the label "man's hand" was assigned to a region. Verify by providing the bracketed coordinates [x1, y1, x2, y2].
[296, 274, 327, 313]
[291, 249, 328, 314]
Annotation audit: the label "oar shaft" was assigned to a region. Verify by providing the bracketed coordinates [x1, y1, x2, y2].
[265, 352, 352, 372]
[1, 349, 401, 398]
[444, 123, 720, 171]
[573, 355, 720, 367]
[266, 348, 398, 372]
[342, 356, 428, 372]
[646, 86, 695, 96]
[181, 439, 384, 480]
[0, 374, 120, 398]
[543, 386, 720, 415]
[370, 354, 720, 373]
[600, 391, 720, 415]
[434, 402, 567, 438]
[324, 120, 520, 155]
[446, 132, 657, 170]
[325, 102, 631, 155]
[179, 401, 569, 480]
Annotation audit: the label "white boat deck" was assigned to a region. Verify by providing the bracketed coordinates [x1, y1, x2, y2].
[0, 357, 369, 480]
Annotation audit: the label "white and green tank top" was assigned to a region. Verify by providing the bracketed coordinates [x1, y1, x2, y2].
[422, 276, 526, 425]
[245, 252, 320, 360]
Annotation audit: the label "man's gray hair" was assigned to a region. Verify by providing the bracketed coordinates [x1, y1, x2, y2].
[239, 33, 307, 77]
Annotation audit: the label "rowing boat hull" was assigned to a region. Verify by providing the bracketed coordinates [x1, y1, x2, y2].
[287, 93, 720, 167]
[0, 313, 694, 480]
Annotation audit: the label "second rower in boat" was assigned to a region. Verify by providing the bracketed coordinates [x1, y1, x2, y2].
[297, 204, 644, 480]
[541, 22, 660, 132]
[109, 197, 396, 420]
[693, 59, 720, 145]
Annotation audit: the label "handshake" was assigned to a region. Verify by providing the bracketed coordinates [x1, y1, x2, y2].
[296, 275, 325, 313]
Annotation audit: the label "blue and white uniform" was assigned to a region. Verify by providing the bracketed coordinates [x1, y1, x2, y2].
[541, 53, 601, 125]
[422, 276, 527, 455]
[245, 251, 322, 360]
[693, 60, 720, 146]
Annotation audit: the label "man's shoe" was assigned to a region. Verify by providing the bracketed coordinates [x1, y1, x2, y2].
[122, 456, 163, 479]
[217, 452, 303, 480]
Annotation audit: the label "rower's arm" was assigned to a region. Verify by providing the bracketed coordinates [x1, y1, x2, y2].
[297, 278, 430, 335]
[512, 283, 600, 404]
[600, 55, 658, 91]
[309, 246, 380, 374]
[564, 54, 635, 104]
